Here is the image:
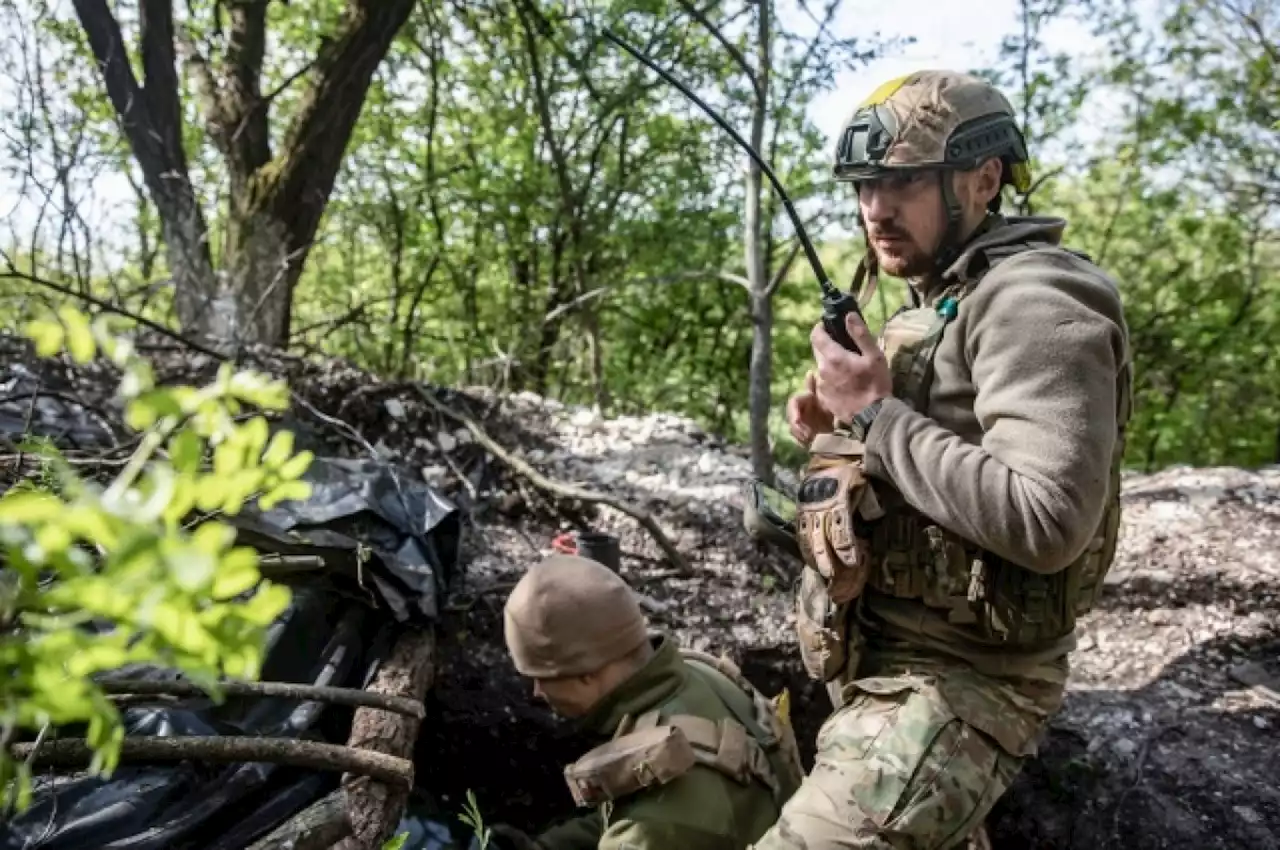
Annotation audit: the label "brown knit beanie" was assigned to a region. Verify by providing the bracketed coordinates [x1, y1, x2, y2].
[503, 553, 649, 678]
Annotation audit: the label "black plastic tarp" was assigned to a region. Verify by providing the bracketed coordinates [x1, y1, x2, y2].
[231, 455, 461, 626]
[1, 454, 461, 850]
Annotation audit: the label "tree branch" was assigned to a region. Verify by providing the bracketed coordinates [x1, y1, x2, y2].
[765, 239, 803, 298]
[222, 0, 272, 176]
[415, 388, 691, 574]
[266, 0, 417, 251]
[138, 0, 185, 163]
[544, 270, 752, 324]
[10, 736, 415, 786]
[674, 0, 763, 103]
[0, 262, 224, 361]
[72, 0, 215, 317]
[96, 678, 426, 719]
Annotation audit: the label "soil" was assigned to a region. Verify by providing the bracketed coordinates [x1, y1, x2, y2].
[3, 333, 1278, 849]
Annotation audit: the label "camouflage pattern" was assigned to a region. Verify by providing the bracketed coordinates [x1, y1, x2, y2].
[750, 649, 1066, 850]
[832, 71, 1032, 192]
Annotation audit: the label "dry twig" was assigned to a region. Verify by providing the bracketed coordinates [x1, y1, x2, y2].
[414, 386, 691, 573]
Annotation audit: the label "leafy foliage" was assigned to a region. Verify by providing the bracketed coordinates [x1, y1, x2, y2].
[1, 0, 1277, 479]
[0, 305, 313, 811]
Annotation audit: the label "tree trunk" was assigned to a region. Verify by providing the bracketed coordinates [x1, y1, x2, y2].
[334, 627, 435, 850]
[745, 0, 774, 487]
[72, 0, 417, 350]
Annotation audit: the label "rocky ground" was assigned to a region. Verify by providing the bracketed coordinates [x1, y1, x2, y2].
[3, 332, 1278, 849]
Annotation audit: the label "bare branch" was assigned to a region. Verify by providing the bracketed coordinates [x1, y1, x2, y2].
[97, 678, 425, 719]
[544, 270, 752, 324]
[765, 239, 802, 298]
[674, 0, 764, 103]
[10, 736, 414, 786]
[417, 387, 692, 575]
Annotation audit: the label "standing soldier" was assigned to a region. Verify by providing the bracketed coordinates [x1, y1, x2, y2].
[492, 553, 804, 850]
[758, 70, 1133, 848]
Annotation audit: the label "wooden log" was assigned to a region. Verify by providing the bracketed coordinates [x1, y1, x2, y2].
[246, 789, 352, 850]
[333, 626, 435, 850]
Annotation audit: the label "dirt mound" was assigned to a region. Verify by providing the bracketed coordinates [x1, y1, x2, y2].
[3, 331, 1277, 848]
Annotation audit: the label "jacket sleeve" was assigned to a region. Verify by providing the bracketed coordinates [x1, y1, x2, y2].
[864, 250, 1129, 573]
[534, 810, 603, 850]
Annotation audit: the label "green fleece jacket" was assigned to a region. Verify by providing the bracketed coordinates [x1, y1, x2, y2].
[861, 214, 1132, 674]
[534, 636, 790, 850]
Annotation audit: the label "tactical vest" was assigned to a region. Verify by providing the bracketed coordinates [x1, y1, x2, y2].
[865, 238, 1132, 646]
[562, 649, 805, 810]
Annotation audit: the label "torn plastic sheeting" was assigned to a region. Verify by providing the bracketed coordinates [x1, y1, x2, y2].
[0, 586, 380, 850]
[232, 455, 461, 625]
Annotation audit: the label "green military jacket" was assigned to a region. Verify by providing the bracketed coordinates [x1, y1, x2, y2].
[534, 635, 792, 850]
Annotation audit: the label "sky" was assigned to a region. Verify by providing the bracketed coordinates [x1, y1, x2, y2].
[803, 0, 1099, 148]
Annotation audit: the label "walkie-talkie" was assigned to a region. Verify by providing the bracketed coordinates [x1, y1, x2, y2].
[820, 281, 861, 353]
[602, 28, 863, 355]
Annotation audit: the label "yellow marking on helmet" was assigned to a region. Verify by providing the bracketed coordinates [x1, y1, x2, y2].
[858, 73, 913, 108]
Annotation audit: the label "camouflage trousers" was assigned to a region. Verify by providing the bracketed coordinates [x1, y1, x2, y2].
[750, 657, 1066, 850]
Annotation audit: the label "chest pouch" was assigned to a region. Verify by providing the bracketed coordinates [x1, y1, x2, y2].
[563, 724, 696, 807]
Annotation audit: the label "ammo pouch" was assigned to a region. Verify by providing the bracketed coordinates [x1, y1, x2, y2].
[563, 724, 696, 807]
[563, 709, 782, 807]
[792, 433, 883, 686]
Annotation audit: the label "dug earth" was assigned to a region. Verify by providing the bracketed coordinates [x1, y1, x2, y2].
[406, 392, 1280, 850]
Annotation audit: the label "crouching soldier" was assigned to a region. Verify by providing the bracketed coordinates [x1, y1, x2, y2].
[490, 553, 804, 850]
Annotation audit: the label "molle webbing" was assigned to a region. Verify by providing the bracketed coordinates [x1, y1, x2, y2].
[867, 236, 1128, 645]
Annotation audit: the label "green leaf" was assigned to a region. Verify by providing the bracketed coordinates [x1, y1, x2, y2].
[169, 428, 203, 475]
[241, 583, 292, 626]
[382, 833, 410, 850]
[276, 450, 314, 481]
[211, 547, 261, 600]
[192, 521, 236, 555]
[258, 479, 312, 511]
[24, 318, 64, 357]
[261, 430, 295, 469]
[58, 305, 97, 364]
[0, 491, 62, 523]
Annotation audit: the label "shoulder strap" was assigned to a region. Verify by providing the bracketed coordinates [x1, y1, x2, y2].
[673, 651, 805, 800]
[632, 710, 780, 797]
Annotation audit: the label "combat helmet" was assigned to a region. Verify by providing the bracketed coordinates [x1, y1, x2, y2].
[833, 71, 1032, 279]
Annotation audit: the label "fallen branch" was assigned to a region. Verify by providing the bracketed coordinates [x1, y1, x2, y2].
[415, 386, 691, 574]
[335, 627, 435, 850]
[96, 678, 425, 719]
[10, 736, 414, 786]
[246, 789, 351, 850]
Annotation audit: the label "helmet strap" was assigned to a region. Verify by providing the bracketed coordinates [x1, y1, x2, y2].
[848, 240, 880, 310]
[933, 170, 966, 274]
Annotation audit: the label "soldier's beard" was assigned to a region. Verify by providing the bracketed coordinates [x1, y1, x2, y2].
[870, 232, 935, 279]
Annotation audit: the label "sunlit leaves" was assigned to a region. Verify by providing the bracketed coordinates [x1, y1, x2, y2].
[0, 306, 312, 812]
